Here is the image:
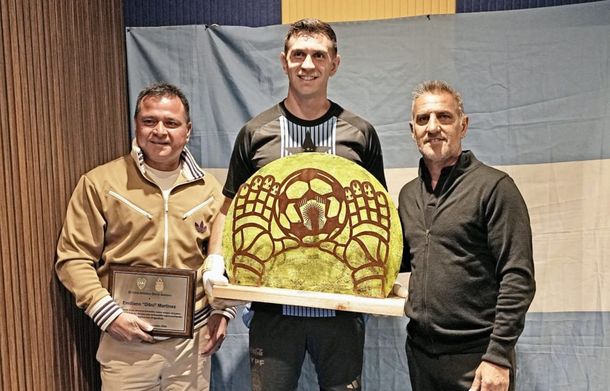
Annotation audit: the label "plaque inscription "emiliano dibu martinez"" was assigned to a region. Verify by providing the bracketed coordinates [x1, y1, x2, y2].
[108, 266, 196, 338]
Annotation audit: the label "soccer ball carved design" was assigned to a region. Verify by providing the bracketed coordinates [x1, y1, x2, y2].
[275, 169, 347, 244]
[223, 154, 402, 297]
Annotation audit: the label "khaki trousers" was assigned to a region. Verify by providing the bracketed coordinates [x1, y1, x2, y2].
[97, 329, 210, 390]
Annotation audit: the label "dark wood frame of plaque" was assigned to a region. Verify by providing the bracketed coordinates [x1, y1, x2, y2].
[108, 265, 196, 338]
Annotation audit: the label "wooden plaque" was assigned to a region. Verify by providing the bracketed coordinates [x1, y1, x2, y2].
[108, 265, 196, 338]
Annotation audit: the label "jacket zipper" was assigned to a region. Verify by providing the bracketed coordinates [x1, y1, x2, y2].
[423, 228, 431, 340]
[420, 169, 453, 345]
[182, 196, 214, 219]
[163, 196, 169, 268]
[108, 191, 153, 220]
[135, 170, 204, 268]
[163, 182, 207, 267]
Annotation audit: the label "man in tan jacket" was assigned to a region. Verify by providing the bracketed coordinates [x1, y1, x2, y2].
[56, 83, 235, 390]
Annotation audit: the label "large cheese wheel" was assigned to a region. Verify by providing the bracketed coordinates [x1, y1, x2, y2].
[223, 153, 403, 298]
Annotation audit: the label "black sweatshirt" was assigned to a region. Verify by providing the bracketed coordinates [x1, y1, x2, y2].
[398, 151, 536, 368]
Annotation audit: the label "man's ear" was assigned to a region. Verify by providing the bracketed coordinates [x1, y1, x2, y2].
[330, 54, 341, 76]
[280, 52, 288, 74]
[410, 121, 415, 141]
[186, 122, 192, 141]
[460, 115, 469, 139]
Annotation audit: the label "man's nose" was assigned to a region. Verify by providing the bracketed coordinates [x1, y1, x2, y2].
[301, 54, 315, 69]
[426, 115, 441, 132]
[153, 121, 168, 135]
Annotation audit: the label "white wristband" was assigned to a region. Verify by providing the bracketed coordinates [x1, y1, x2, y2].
[204, 253, 225, 273]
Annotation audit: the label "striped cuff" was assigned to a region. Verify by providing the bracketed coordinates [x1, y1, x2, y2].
[212, 306, 237, 320]
[193, 305, 213, 330]
[86, 296, 123, 331]
[193, 305, 237, 331]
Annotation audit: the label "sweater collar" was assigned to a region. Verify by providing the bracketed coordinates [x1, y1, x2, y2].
[419, 150, 480, 193]
[130, 138, 205, 181]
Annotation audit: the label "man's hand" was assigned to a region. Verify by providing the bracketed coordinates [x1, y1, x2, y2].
[469, 360, 510, 391]
[392, 272, 410, 298]
[203, 253, 248, 309]
[202, 253, 229, 298]
[392, 281, 408, 298]
[106, 313, 154, 343]
[199, 313, 228, 356]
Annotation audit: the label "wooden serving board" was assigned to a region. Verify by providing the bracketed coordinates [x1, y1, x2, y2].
[212, 284, 406, 317]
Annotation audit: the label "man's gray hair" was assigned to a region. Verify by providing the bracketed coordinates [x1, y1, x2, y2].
[411, 80, 465, 117]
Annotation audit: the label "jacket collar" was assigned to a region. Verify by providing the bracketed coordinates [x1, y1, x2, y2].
[130, 139, 205, 181]
[419, 150, 479, 176]
[418, 150, 481, 193]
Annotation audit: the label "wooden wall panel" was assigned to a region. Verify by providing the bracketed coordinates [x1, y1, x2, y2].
[0, 0, 129, 389]
[281, 0, 456, 23]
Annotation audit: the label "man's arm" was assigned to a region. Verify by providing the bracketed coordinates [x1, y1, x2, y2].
[462, 174, 535, 390]
[56, 175, 121, 327]
[203, 122, 255, 309]
[363, 123, 387, 189]
[207, 197, 232, 255]
[56, 175, 153, 341]
[481, 175, 536, 370]
[202, 195, 230, 298]
[203, 196, 244, 313]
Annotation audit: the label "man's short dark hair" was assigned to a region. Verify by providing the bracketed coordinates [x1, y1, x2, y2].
[284, 18, 338, 55]
[134, 83, 191, 123]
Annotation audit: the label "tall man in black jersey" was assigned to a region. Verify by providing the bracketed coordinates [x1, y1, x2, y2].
[208, 18, 386, 391]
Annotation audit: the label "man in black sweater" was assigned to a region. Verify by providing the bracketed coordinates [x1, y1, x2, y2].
[399, 80, 536, 391]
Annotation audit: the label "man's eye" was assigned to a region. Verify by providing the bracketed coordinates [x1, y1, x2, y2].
[416, 116, 429, 125]
[164, 121, 179, 128]
[314, 53, 325, 59]
[142, 119, 157, 126]
[438, 114, 453, 123]
[292, 51, 305, 59]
